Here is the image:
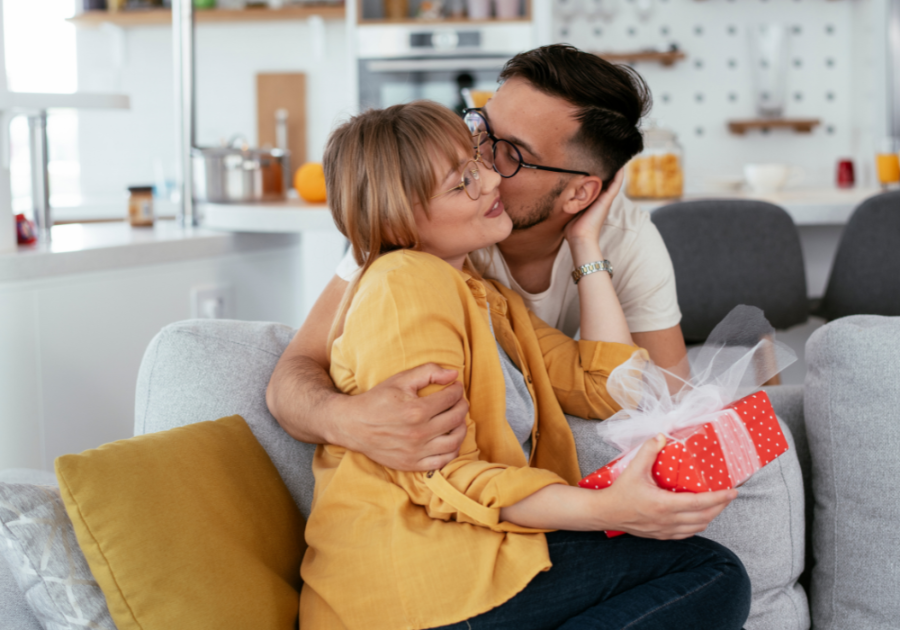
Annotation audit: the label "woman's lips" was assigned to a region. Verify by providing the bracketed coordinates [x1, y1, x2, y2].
[485, 197, 504, 218]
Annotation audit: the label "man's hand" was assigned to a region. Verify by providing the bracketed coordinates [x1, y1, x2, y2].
[594, 435, 737, 539]
[332, 363, 469, 472]
[565, 168, 626, 246]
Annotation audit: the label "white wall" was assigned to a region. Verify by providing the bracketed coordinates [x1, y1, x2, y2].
[74, 17, 355, 208]
[555, 0, 888, 191]
[0, 240, 304, 471]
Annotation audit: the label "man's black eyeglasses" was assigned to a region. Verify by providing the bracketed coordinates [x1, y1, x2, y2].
[463, 108, 590, 179]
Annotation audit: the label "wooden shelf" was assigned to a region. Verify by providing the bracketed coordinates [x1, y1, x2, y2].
[357, 16, 529, 25]
[594, 50, 686, 67]
[68, 5, 345, 27]
[728, 118, 821, 135]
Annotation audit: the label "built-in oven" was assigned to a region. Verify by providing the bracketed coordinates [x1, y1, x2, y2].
[357, 23, 535, 112]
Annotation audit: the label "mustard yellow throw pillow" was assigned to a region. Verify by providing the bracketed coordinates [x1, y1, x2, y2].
[55, 415, 306, 630]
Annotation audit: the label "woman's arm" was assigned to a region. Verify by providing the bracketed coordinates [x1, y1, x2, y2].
[500, 435, 738, 539]
[336, 252, 568, 534]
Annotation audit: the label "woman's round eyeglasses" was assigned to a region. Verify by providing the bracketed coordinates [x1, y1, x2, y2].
[463, 108, 590, 179]
[430, 156, 487, 201]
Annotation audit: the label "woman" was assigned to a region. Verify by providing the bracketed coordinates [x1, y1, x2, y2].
[299, 101, 750, 630]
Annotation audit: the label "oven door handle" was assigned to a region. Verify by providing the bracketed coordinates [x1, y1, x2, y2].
[365, 58, 510, 72]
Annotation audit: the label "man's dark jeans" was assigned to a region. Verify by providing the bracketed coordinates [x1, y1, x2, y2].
[431, 530, 751, 630]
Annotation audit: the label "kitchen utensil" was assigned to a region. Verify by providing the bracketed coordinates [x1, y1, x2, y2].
[385, 0, 409, 19]
[836, 159, 855, 188]
[256, 72, 306, 191]
[748, 24, 790, 118]
[634, 0, 653, 21]
[466, 0, 491, 19]
[743, 163, 803, 193]
[494, 0, 520, 19]
[192, 139, 287, 203]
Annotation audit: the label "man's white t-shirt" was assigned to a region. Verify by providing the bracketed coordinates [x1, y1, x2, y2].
[335, 193, 681, 338]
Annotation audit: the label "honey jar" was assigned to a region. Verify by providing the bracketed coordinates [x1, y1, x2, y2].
[626, 122, 684, 200]
[128, 186, 155, 227]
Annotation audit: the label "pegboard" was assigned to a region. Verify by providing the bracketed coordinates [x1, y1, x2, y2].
[550, 0, 883, 191]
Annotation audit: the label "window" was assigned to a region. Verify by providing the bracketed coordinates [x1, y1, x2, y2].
[3, 0, 81, 218]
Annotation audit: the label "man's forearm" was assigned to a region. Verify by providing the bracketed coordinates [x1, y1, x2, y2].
[266, 354, 346, 445]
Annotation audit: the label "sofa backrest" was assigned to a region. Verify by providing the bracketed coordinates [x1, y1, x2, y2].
[134, 319, 318, 518]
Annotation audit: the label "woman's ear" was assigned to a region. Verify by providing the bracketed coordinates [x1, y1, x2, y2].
[561, 175, 604, 217]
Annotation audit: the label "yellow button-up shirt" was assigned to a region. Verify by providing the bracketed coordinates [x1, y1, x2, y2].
[300, 250, 639, 630]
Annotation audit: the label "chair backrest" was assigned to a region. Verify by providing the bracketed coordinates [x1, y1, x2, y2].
[651, 199, 808, 343]
[817, 191, 900, 321]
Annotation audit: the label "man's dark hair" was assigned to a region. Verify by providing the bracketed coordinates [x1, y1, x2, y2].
[499, 44, 652, 184]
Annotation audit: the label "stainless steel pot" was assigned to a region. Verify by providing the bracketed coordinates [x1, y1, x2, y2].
[192, 140, 288, 203]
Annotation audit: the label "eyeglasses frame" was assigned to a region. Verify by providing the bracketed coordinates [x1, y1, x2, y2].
[463, 108, 591, 179]
[429, 154, 488, 200]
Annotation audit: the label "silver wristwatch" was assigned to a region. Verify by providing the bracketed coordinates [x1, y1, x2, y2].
[572, 260, 614, 284]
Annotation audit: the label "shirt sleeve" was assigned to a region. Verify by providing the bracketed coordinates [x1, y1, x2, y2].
[334, 255, 567, 534]
[606, 204, 682, 334]
[529, 310, 644, 421]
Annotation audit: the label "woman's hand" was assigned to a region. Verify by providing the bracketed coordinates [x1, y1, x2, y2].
[564, 168, 626, 249]
[590, 435, 738, 539]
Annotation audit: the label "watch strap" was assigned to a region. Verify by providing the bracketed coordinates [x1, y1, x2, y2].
[572, 260, 613, 284]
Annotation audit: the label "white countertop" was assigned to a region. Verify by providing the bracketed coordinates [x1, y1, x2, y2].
[3, 186, 875, 283]
[0, 220, 299, 283]
[635, 187, 880, 225]
[200, 187, 880, 233]
[201, 199, 336, 233]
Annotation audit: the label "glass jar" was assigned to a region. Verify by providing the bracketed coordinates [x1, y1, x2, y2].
[625, 122, 684, 200]
[128, 186, 155, 227]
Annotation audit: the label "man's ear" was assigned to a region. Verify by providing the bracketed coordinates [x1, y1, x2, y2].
[561, 175, 604, 217]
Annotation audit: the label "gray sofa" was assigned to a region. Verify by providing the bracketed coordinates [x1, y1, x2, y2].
[2, 314, 899, 630]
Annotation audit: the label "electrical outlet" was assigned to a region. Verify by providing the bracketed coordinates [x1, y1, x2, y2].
[190, 284, 233, 320]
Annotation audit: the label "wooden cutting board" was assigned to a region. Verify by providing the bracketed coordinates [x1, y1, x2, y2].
[256, 73, 307, 182]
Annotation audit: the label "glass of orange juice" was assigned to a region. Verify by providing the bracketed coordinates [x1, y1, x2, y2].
[876, 138, 900, 189]
[876, 153, 900, 188]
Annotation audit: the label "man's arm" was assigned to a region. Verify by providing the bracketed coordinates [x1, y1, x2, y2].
[632, 324, 690, 384]
[265, 274, 469, 471]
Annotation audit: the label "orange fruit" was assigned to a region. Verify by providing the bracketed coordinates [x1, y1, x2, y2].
[294, 162, 327, 203]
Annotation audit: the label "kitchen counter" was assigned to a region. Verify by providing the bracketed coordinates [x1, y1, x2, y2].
[200, 199, 334, 233]
[0, 220, 299, 283]
[199, 187, 881, 234]
[635, 187, 880, 225]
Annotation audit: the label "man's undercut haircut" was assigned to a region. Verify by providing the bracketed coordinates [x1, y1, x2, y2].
[499, 44, 652, 187]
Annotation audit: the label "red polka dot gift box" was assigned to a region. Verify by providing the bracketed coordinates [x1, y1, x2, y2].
[578, 390, 789, 537]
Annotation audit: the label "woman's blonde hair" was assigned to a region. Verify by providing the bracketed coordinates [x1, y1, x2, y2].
[324, 100, 474, 347]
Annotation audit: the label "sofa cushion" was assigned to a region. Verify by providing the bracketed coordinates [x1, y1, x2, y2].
[55, 415, 306, 630]
[805, 315, 900, 630]
[568, 406, 809, 630]
[0, 482, 110, 630]
[0, 542, 44, 630]
[135, 319, 318, 517]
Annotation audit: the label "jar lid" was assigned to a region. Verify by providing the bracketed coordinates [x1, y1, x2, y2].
[641, 119, 678, 143]
[128, 186, 154, 193]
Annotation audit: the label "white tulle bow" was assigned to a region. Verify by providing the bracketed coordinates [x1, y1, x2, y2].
[598, 305, 798, 456]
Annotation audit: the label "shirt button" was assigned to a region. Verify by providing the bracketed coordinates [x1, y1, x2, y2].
[526, 375, 533, 384]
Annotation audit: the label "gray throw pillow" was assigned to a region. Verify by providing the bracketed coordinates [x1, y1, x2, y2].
[804, 315, 900, 630]
[567, 412, 809, 630]
[0, 483, 115, 630]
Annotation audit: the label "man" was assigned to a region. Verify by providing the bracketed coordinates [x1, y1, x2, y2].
[266, 44, 733, 538]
